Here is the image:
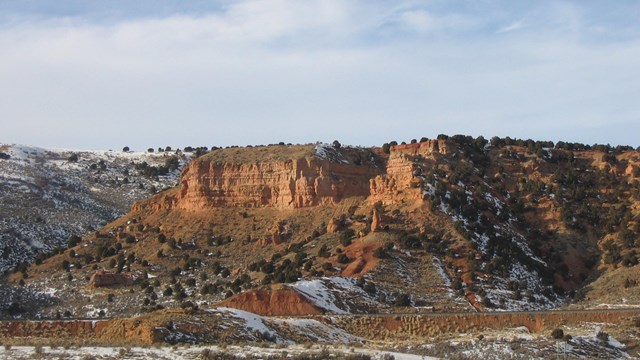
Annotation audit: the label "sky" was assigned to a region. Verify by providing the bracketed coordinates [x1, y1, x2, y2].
[1, 0, 639, 150]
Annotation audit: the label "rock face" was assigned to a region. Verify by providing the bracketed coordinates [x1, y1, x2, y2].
[369, 142, 447, 204]
[326, 218, 343, 234]
[135, 155, 377, 212]
[88, 270, 134, 288]
[391, 140, 453, 156]
[128, 142, 463, 221]
[370, 207, 383, 232]
[131, 142, 456, 213]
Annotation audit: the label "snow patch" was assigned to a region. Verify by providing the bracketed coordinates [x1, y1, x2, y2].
[289, 278, 348, 314]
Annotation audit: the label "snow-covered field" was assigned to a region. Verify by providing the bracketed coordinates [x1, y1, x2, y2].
[0, 344, 431, 360]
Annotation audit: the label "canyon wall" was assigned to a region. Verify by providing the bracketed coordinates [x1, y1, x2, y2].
[390, 139, 453, 156]
[134, 157, 378, 211]
[133, 141, 458, 212]
[369, 140, 449, 204]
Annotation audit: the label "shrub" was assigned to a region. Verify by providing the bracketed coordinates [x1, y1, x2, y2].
[122, 146, 130, 152]
[318, 244, 330, 258]
[68, 235, 82, 248]
[596, 331, 609, 342]
[363, 282, 376, 294]
[340, 229, 355, 246]
[337, 253, 351, 264]
[373, 247, 389, 259]
[165, 156, 180, 171]
[7, 302, 22, 315]
[34, 345, 44, 356]
[551, 328, 564, 339]
[394, 293, 411, 307]
[68, 153, 79, 162]
[624, 278, 637, 288]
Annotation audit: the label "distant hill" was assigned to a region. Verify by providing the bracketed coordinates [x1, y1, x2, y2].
[0, 144, 189, 274]
[2, 137, 640, 321]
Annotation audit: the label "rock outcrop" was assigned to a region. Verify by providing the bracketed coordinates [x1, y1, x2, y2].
[134, 147, 379, 212]
[88, 270, 134, 288]
[370, 207, 383, 232]
[131, 142, 459, 214]
[326, 218, 343, 234]
[216, 285, 324, 316]
[390, 140, 453, 156]
[370, 143, 444, 205]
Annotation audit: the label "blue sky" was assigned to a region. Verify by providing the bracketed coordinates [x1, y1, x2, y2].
[1, 0, 639, 150]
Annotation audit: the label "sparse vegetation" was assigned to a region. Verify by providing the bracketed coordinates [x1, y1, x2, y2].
[551, 328, 564, 339]
[2, 135, 640, 356]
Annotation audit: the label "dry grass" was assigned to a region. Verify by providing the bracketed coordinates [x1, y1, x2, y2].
[201, 144, 316, 164]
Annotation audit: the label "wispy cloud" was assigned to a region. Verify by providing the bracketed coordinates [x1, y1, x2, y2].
[0, 1, 639, 149]
[497, 19, 525, 34]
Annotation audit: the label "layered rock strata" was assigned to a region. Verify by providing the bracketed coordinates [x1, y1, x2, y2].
[133, 141, 456, 213]
[135, 157, 378, 211]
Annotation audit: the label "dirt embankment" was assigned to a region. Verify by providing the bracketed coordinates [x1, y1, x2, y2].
[0, 319, 163, 345]
[2, 309, 639, 345]
[216, 286, 324, 316]
[327, 310, 640, 341]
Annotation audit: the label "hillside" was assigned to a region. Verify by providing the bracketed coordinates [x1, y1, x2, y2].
[0, 144, 189, 274]
[3, 137, 640, 324]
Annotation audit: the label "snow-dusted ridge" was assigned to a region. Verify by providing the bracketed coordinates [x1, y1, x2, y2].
[0, 143, 190, 273]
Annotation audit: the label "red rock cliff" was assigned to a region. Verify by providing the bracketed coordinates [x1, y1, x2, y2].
[132, 142, 461, 212]
[133, 146, 380, 211]
[369, 141, 450, 204]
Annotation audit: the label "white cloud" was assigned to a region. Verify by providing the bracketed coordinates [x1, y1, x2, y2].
[0, 1, 639, 149]
[398, 10, 436, 32]
[497, 19, 525, 34]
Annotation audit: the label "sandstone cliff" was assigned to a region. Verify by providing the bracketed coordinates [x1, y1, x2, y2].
[369, 140, 450, 204]
[133, 144, 380, 211]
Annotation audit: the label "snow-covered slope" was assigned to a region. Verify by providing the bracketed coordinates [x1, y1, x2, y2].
[0, 144, 189, 273]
